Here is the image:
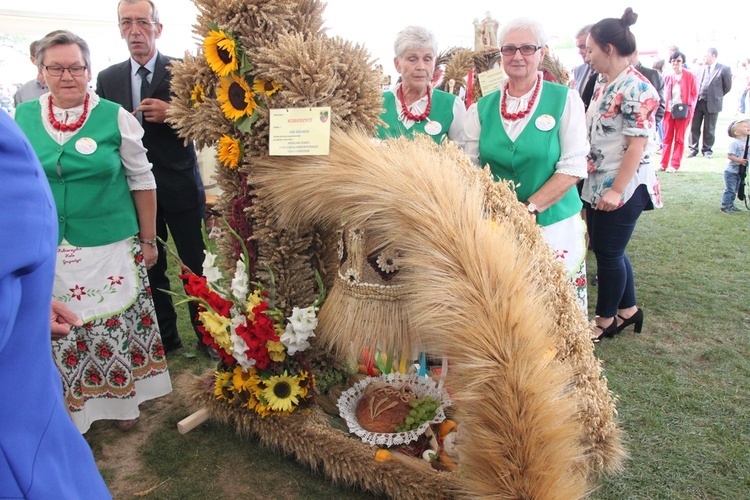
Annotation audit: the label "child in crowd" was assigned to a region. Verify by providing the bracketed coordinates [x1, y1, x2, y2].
[721, 117, 750, 213]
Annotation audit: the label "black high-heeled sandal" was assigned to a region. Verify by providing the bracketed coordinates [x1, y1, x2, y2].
[616, 308, 644, 333]
[592, 318, 618, 342]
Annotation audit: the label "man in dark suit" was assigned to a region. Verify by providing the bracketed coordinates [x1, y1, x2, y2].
[688, 47, 732, 159]
[96, 0, 214, 358]
[629, 51, 665, 129]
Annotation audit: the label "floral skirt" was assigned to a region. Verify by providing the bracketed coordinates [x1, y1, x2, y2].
[540, 214, 588, 312]
[52, 236, 172, 433]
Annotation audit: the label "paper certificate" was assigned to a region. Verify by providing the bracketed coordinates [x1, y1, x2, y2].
[477, 67, 506, 96]
[269, 107, 332, 156]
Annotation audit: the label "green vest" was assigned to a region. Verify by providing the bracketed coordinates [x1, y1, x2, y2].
[477, 81, 582, 227]
[15, 98, 139, 246]
[377, 88, 456, 144]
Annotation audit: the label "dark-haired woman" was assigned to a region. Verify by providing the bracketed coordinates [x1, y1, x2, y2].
[660, 51, 697, 172]
[582, 8, 662, 340]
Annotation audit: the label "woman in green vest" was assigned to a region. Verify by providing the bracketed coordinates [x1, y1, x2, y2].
[14, 31, 171, 433]
[376, 25, 465, 144]
[464, 18, 589, 313]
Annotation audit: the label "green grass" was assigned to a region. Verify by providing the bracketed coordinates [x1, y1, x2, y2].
[86, 115, 750, 498]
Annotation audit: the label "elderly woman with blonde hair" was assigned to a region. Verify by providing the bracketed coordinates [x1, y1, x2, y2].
[463, 17, 589, 312]
[377, 25, 465, 144]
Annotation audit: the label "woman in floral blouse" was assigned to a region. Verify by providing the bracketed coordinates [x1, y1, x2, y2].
[582, 8, 662, 340]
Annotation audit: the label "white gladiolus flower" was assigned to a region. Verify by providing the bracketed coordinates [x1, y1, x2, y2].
[202, 251, 222, 284]
[231, 256, 248, 301]
[280, 321, 315, 355]
[288, 306, 318, 334]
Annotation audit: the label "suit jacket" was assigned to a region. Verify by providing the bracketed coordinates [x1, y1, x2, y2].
[635, 62, 665, 126]
[95, 52, 204, 213]
[572, 63, 592, 95]
[697, 63, 733, 113]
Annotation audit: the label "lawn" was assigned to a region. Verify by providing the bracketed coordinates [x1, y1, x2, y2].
[85, 114, 750, 499]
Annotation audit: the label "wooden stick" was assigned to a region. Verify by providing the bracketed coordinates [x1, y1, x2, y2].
[177, 407, 210, 434]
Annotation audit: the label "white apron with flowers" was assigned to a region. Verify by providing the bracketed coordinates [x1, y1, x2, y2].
[51, 236, 171, 433]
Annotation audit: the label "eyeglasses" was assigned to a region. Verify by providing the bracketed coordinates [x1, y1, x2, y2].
[119, 19, 157, 31]
[500, 45, 542, 57]
[43, 65, 87, 77]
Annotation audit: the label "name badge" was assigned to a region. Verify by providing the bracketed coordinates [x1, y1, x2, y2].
[535, 114, 556, 132]
[75, 137, 98, 155]
[424, 120, 442, 136]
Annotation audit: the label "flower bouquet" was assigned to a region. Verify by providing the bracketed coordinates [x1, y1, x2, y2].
[166, 220, 325, 417]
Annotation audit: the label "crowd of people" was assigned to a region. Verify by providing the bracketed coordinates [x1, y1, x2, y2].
[1, 1, 744, 496]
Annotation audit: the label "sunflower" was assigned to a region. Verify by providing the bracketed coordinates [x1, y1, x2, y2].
[262, 371, 302, 412]
[232, 365, 260, 391]
[214, 370, 235, 402]
[189, 83, 205, 107]
[252, 78, 283, 97]
[217, 73, 257, 121]
[297, 370, 314, 399]
[204, 29, 238, 76]
[217, 135, 242, 169]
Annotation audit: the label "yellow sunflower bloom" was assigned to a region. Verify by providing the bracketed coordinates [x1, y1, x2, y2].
[254, 401, 272, 418]
[266, 340, 286, 362]
[262, 371, 302, 412]
[232, 365, 260, 391]
[217, 73, 257, 121]
[217, 135, 242, 169]
[214, 371, 235, 402]
[189, 84, 205, 107]
[204, 29, 238, 76]
[252, 78, 283, 97]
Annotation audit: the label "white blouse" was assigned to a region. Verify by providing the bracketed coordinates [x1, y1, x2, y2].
[38, 91, 156, 191]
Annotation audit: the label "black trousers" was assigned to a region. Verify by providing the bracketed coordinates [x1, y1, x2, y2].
[689, 99, 719, 155]
[149, 202, 206, 351]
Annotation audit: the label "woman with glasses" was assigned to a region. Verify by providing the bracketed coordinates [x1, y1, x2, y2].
[660, 51, 697, 173]
[376, 25, 465, 144]
[14, 30, 171, 433]
[464, 17, 590, 311]
[583, 8, 662, 340]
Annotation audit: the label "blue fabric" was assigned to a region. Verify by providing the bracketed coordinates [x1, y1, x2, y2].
[588, 184, 649, 318]
[722, 170, 742, 207]
[0, 111, 110, 499]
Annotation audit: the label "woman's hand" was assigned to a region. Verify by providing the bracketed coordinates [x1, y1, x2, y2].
[141, 243, 158, 269]
[596, 189, 623, 211]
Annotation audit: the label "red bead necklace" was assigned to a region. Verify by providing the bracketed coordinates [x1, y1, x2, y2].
[397, 85, 431, 122]
[48, 93, 90, 132]
[501, 75, 541, 121]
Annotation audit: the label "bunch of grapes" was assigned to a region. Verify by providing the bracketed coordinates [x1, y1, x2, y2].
[394, 395, 440, 433]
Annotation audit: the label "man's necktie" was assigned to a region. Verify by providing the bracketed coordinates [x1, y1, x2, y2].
[136, 65, 150, 103]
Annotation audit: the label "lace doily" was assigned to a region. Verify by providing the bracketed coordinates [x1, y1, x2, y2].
[337, 372, 451, 447]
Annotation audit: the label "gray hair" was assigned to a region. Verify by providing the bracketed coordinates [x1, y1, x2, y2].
[35, 30, 92, 73]
[393, 26, 438, 58]
[118, 0, 160, 24]
[498, 18, 547, 48]
[576, 24, 593, 38]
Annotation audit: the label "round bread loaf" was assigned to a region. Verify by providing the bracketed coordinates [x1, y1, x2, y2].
[355, 382, 416, 433]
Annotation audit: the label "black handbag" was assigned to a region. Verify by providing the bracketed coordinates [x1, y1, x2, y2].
[671, 103, 689, 119]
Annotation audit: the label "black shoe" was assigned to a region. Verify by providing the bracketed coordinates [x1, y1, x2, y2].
[164, 340, 184, 354]
[592, 318, 618, 342]
[616, 308, 644, 333]
[197, 341, 220, 361]
[686, 151, 698, 158]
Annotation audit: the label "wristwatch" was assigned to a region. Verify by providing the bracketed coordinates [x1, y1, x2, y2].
[525, 202, 539, 216]
[139, 238, 158, 247]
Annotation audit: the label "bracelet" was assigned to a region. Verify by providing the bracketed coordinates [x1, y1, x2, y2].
[139, 238, 158, 248]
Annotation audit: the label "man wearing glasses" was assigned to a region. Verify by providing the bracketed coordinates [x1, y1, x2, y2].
[96, 0, 214, 359]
